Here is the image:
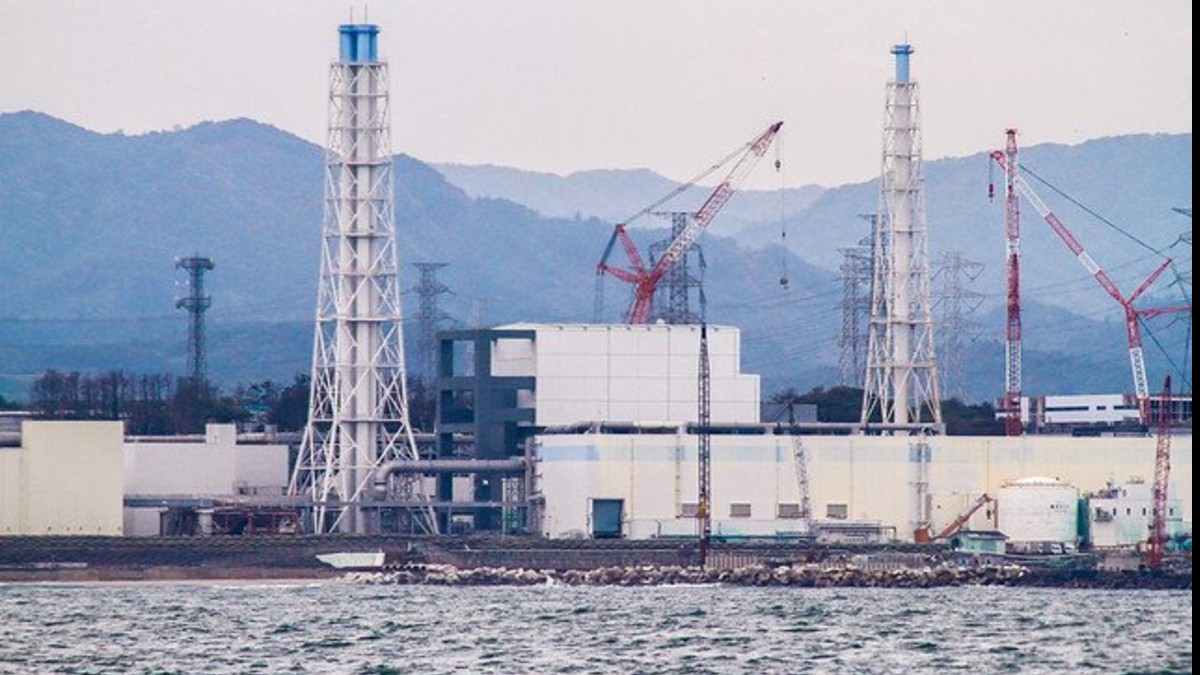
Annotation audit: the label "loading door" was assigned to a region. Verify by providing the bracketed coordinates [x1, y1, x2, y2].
[592, 499, 624, 539]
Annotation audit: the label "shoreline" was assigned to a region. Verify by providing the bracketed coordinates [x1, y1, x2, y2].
[1, 563, 1189, 590]
[0, 565, 340, 584]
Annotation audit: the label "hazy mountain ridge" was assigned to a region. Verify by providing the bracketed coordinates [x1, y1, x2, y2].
[439, 134, 1192, 318]
[753, 133, 1193, 317]
[0, 112, 1187, 403]
[0, 112, 834, 397]
[434, 162, 826, 234]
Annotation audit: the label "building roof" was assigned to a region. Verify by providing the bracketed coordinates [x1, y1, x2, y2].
[956, 530, 1009, 540]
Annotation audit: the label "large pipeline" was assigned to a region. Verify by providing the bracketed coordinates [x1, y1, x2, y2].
[372, 458, 527, 494]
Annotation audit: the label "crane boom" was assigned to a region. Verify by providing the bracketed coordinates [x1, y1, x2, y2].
[1147, 376, 1172, 571]
[989, 149, 1191, 422]
[650, 122, 783, 282]
[598, 122, 783, 324]
[1001, 130, 1023, 437]
[936, 493, 992, 540]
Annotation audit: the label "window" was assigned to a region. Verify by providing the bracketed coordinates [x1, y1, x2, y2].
[679, 502, 699, 518]
[826, 503, 848, 520]
[730, 502, 752, 518]
[777, 503, 803, 519]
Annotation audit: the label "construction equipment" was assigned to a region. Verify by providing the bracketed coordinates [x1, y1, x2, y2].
[791, 435, 812, 531]
[697, 323, 712, 566]
[597, 121, 783, 324]
[1147, 376, 1172, 571]
[990, 137, 1192, 423]
[933, 493, 993, 541]
[990, 130, 1023, 437]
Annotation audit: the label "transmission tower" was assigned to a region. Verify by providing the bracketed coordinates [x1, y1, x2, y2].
[290, 23, 434, 535]
[862, 43, 942, 429]
[933, 251, 985, 402]
[175, 256, 214, 383]
[649, 212, 706, 323]
[409, 262, 453, 383]
[837, 215, 874, 386]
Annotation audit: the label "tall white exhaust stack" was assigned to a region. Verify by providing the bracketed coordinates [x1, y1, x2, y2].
[290, 23, 435, 534]
[862, 43, 942, 430]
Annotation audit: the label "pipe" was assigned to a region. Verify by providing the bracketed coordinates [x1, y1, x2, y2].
[534, 421, 944, 435]
[373, 458, 528, 494]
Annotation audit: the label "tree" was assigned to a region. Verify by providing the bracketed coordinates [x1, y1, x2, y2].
[941, 398, 1003, 436]
[407, 376, 437, 432]
[0, 393, 21, 410]
[776, 385, 869, 423]
[268, 374, 310, 432]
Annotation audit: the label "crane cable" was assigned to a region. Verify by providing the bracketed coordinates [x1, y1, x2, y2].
[616, 130, 770, 228]
[1023, 165, 1163, 256]
[777, 128, 789, 289]
[1024, 163, 1193, 392]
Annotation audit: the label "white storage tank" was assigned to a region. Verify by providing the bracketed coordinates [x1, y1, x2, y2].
[997, 476, 1078, 545]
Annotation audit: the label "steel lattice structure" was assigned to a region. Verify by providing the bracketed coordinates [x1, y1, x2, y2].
[290, 24, 434, 534]
[649, 212, 706, 324]
[409, 262, 453, 383]
[932, 251, 985, 402]
[597, 122, 781, 324]
[175, 256, 214, 383]
[990, 134, 1191, 423]
[697, 323, 713, 566]
[862, 44, 942, 428]
[1000, 130, 1023, 435]
[837, 217, 874, 386]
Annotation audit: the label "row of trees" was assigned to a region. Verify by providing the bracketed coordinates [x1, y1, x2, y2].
[769, 385, 1003, 435]
[30, 370, 255, 434]
[22, 371, 993, 436]
[24, 369, 441, 436]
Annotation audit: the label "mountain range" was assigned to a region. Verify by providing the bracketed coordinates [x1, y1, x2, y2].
[440, 134, 1193, 317]
[0, 111, 1191, 404]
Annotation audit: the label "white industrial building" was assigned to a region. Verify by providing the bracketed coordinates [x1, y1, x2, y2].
[0, 421, 125, 535]
[1004, 393, 1192, 430]
[534, 432, 1193, 544]
[1085, 480, 1187, 548]
[491, 323, 759, 425]
[123, 424, 290, 536]
[0, 421, 289, 537]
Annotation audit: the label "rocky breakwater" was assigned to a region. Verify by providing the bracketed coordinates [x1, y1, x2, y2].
[340, 562, 1030, 588]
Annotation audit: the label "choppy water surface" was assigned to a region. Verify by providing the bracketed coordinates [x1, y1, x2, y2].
[0, 582, 1191, 674]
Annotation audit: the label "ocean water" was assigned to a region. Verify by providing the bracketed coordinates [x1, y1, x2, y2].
[0, 582, 1191, 674]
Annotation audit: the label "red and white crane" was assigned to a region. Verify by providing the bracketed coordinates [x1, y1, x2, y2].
[934, 493, 993, 541]
[989, 134, 1191, 424]
[597, 121, 783, 324]
[1147, 375, 1172, 571]
[997, 129, 1023, 436]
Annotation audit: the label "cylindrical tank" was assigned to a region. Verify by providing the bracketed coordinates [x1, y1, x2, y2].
[997, 476, 1078, 544]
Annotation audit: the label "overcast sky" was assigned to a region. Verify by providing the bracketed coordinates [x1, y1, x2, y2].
[1, 1, 1191, 187]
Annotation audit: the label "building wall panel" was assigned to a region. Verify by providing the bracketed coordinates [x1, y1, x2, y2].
[22, 421, 124, 535]
[537, 433, 1193, 542]
[0, 449, 21, 534]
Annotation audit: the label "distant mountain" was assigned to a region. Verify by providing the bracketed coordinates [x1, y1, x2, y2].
[740, 133, 1193, 317]
[443, 135, 1192, 318]
[435, 162, 825, 235]
[0, 112, 833, 398]
[0, 112, 1188, 404]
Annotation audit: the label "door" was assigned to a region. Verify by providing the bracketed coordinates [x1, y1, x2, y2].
[592, 499, 624, 539]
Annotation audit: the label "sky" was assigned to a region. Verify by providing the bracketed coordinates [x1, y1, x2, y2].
[1, 1, 1192, 188]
